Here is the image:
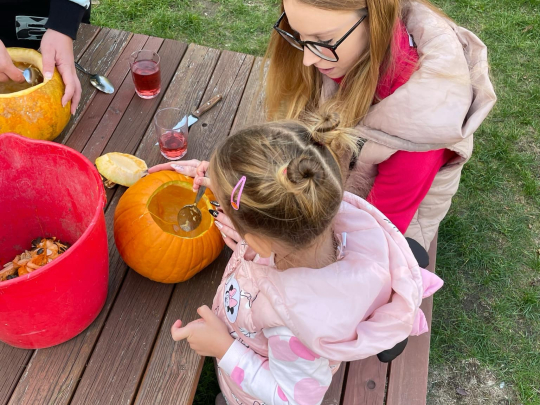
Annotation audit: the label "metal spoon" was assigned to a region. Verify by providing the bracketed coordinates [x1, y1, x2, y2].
[74, 62, 115, 94]
[177, 185, 207, 232]
[18, 66, 43, 86]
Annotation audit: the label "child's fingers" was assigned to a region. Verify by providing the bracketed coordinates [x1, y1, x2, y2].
[171, 326, 190, 341]
[221, 233, 238, 251]
[148, 163, 174, 174]
[197, 305, 218, 323]
[148, 160, 200, 174]
[215, 220, 241, 244]
[171, 164, 197, 178]
[193, 176, 212, 191]
[196, 161, 210, 177]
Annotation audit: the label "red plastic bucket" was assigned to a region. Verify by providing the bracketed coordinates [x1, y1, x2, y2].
[0, 133, 109, 349]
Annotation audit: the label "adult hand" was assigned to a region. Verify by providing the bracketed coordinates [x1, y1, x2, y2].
[41, 29, 81, 114]
[171, 305, 234, 358]
[0, 41, 25, 83]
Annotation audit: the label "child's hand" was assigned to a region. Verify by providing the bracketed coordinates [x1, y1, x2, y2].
[148, 160, 213, 193]
[192, 160, 210, 192]
[171, 305, 234, 358]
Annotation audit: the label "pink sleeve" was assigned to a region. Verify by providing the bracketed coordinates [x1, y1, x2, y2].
[367, 149, 455, 234]
[218, 327, 332, 405]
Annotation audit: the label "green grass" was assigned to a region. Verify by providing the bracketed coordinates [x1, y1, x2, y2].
[91, 0, 540, 403]
[91, 0, 279, 55]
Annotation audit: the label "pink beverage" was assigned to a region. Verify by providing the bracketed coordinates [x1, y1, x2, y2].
[158, 130, 188, 160]
[129, 50, 161, 99]
[131, 60, 161, 98]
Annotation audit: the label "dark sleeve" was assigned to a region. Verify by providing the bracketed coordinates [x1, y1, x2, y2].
[45, 0, 89, 40]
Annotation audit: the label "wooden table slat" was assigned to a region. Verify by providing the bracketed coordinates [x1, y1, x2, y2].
[385, 233, 438, 405]
[230, 56, 267, 134]
[56, 28, 133, 146]
[69, 271, 174, 405]
[101, 39, 188, 158]
[342, 357, 388, 405]
[73, 24, 101, 61]
[134, 43, 221, 167]
[322, 364, 347, 405]
[134, 251, 232, 405]
[66, 33, 152, 154]
[134, 48, 255, 405]
[0, 347, 33, 405]
[186, 50, 255, 160]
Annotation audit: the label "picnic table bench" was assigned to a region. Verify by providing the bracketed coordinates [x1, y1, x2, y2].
[0, 24, 438, 405]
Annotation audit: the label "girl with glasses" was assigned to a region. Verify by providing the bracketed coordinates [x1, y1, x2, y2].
[264, 0, 497, 250]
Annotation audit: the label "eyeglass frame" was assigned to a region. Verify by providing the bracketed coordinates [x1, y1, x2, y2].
[273, 10, 368, 62]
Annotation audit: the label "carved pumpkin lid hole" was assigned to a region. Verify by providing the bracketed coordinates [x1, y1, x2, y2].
[147, 182, 212, 238]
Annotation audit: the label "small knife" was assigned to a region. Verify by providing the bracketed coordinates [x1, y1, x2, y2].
[155, 94, 222, 145]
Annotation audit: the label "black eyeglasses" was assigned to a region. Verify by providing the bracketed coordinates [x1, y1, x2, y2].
[273, 11, 368, 62]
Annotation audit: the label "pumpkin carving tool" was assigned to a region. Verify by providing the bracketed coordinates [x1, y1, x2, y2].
[177, 185, 207, 232]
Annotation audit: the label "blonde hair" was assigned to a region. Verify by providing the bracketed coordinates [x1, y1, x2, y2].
[209, 112, 360, 249]
[264, 0, 449, 127]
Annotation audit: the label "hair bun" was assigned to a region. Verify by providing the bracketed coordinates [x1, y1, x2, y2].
[315, 112, 340, 134]
[286, 156, 325, 186]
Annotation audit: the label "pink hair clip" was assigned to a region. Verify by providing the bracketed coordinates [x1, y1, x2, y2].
[231, 176, 246, 210]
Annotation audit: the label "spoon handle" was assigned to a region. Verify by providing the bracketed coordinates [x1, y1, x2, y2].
[74, 62, 89, 75]
[194, 185, 207, 205]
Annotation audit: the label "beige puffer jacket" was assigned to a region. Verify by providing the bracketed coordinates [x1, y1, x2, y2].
[321, 2, 497, 249]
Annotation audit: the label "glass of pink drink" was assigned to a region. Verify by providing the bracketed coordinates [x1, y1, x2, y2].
[154, 108, 188, 160]
[129, 50, 161, 99]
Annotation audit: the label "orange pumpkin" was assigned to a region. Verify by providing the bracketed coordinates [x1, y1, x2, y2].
[114, 171, 225, 283]
[0, 48, 71, 141]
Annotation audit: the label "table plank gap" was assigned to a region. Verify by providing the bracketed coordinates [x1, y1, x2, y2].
[230, 56, 268, 133]
[73, 24, 101, 61]
[56, 28, 133, 146]
[0, 346, 33, 405]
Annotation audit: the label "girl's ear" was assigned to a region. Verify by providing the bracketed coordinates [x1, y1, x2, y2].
[245, 233, 273, 258]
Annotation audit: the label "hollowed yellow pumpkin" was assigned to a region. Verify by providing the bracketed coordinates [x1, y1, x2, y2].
[113, 171, 224, 283]
[0, 48, 71, 141]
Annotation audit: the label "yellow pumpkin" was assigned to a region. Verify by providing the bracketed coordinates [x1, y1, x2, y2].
[114, 171, 225, 283]
[0, 48, 71, 141]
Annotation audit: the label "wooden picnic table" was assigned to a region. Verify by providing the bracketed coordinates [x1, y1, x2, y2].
[0, 24, 438, 405]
